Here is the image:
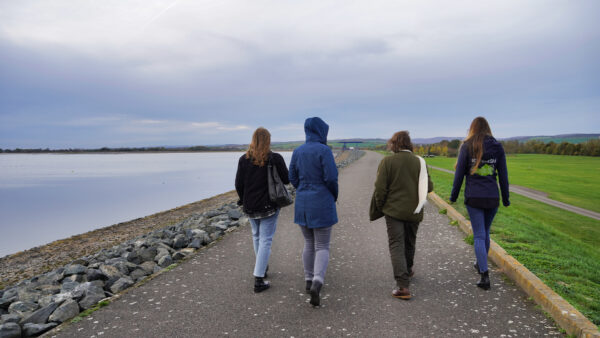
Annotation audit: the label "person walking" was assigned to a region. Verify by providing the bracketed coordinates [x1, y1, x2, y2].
[450, 117, 510, 290]
[370, 131, 433, 300]
[235, 127, 290, 293]
[289, 117, 338, 307]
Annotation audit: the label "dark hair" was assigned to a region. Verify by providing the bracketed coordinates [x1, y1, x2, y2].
[246, 127, 271, 167]
[463, 116, 493, 174]
[387, 131, 413, 152]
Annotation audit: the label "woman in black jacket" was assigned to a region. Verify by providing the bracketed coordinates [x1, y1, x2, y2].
[450, 117, 510, 290]
[235, 127, 289, 293]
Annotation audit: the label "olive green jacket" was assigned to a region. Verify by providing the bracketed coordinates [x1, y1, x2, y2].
[369, 151, 434, 222]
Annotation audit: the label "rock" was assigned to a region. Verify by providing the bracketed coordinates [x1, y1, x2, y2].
[64, 274, 87, 283]
[20, 301, 62, 325]
[99, 264, 123, 280]
[0, 322, 21, 338]
[172, 252, 186, 261]
[138, 261, 157, 275]
[78, 289, 105, 310]
[213, 221, 229, 230]
[238, 217, 250, 227]
[157, 255, 173, 268]
[154, 248, 170, 262]
[36, 269, 64, 285]
[22, 322, 58, 337]
[188, 238, 202, 249]
[227, 209, 242, 219]
[64, 264, 87, 276]
[105, 261, 129, 276]
[128, 269, 147, 281]
[109, 277, 134, 294]
[36, 295, 53, 308]
[70, 259, 89, 266]
[137, 247, 157, 262]
[123, 251, 141, 265]
[48, 299, 80, 323]
[60, 281, 79, 293]
[17, 289, 41, 304]
[86, 269, 108, 281]
[0, 314, 21, 324]
[7, 301, 38, 316]
[1, 290, 17, 301]
[36, 285, 61, 296]
[172, 234, 188, 249]
[0, 298, 13, 310]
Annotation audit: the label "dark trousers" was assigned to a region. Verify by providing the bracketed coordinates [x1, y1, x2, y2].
[385, 216, 419, 288]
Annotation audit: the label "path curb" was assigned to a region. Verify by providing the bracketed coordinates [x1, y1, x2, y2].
[428, 192, 600, 338]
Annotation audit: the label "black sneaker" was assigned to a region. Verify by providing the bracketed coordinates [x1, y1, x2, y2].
[254, 277, 270, 293]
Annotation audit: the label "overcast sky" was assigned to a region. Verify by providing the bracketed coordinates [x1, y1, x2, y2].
[1, 0, 598, 148]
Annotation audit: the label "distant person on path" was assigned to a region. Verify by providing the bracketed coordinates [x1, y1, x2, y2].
[450, 116, 510, 290]
[370, 131, 433, 300]
[289, 117, 338, 307]
[235, 127, 290, 293]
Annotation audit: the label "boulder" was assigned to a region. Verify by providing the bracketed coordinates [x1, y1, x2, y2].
[64, 264, 86, 276]
[109, 277, 134, 294]
[157, 255, 173, 268]
[63, 274, 87, 283]
[35, 269, 64, 286]
[22, 322, 58, 337]
[16, 289, 41, 304]
[86, 269, 108, 281]
[138, 262, 157, 275]
[172, 235, 188, 249]
[123, 251, 141, 265]
[99, 264, 123, 280]
[228, 209, 243, 220]
[0, 298, 13, 310]
[48, 299, 80, 323]
[0, 314, 21, 324]
[20, 301, 62, 325]
[128, 269, 148, 281]
[137, 247, 157, 262]
[188, 238, 202, 249]
[8, 301, 38, 316]
[78, 291, 105, 310]
[0, 322, 21, 338]
[60, 281, 79, 293]
[172, 252, 187, 261]
[36, 285, 61, 296]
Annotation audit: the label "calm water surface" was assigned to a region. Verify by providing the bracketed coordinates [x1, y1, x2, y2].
[0, 152, 292, 257]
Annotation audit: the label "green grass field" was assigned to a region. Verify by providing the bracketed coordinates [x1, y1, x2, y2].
[429, 169, 600, 326]
[425, 154, 600, 213]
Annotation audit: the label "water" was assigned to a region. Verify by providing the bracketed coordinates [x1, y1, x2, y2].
[0, 152, 292, 257]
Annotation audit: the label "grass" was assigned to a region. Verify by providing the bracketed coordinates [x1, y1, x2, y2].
[71, 300, 110, 323]
[429, 169, 600, 326]
[425, 154, 600, 213]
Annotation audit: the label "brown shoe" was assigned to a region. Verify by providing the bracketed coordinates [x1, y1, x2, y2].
[392, 287, 411, 300]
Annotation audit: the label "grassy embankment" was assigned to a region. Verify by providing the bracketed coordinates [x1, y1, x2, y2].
[426, 154, 600, 213]
[421, 153, 600, 326]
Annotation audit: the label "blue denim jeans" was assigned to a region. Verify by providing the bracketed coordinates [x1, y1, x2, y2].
[466, 205, 498, 273]
[249, 210, 279, 278]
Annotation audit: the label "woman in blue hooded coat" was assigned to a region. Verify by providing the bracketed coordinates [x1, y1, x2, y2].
[289, 117, 338, 307]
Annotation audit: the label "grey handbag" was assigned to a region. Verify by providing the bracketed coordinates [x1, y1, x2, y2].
[267, 156, 293, 207]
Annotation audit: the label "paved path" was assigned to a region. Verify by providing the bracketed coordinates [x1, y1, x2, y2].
[54, 152, 561, 337]
[428, 165, 600, 221]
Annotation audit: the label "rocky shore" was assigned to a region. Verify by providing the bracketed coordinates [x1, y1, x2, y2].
[0, 149, 364, 337]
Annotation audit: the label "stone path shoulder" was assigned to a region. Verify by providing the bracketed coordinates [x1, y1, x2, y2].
[53, 151, 562, 337]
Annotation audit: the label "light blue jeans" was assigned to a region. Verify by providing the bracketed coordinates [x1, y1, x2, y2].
[250, 210, 279, 278]
[299, 225, 332, 284]
[466, 205, 498, 273]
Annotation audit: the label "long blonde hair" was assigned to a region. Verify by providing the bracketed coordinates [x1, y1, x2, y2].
[246, 127, 271, 167]
[461, 116, 493, 174]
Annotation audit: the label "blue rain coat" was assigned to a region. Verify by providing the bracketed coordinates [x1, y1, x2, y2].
[289, 117, 338, 228]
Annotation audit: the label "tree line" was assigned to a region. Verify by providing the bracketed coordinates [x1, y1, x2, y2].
[372, 138, 600, 157]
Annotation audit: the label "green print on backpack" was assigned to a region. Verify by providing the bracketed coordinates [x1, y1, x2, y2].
[475, 164, 494, 176]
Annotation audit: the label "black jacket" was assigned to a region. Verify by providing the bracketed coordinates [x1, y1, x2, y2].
[235, 152, 290, 216]
[450, 136, 510, 207]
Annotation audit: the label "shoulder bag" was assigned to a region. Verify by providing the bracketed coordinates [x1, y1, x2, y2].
[267, 156, 293, 207]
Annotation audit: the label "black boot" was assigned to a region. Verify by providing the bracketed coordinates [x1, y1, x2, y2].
[254, 277, 270, 293]
[305, 280, 312, 293]
[309, 280, 322, 306]
[477, 271, 490, 290]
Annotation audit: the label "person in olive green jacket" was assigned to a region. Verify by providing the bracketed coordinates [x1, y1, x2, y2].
[370, 131, 433, 300]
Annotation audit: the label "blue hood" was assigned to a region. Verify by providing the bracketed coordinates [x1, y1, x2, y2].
[304, 117, 329, 145]
[484, 135, 503, 154]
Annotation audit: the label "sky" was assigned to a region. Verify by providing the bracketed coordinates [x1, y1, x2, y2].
[1, 0, 599, 148]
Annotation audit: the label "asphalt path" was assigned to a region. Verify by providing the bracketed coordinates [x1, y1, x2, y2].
[54, 151, 562, 337]
[428, 165, 600, 221]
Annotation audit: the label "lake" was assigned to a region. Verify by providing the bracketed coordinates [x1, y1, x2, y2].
[0, 152, 292, 258]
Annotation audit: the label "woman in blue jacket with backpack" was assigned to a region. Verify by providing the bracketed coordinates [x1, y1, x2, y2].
[289, 117, 338, 307]
[450, 117, 510, 290]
